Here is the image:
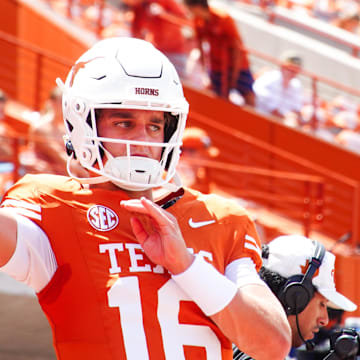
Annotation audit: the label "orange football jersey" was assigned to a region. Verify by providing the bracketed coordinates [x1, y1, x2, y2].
[1, 174, 262, 360]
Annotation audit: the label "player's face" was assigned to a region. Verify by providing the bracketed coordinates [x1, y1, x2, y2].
[289, 292, 329, 347]
[97, 108, 165, 161]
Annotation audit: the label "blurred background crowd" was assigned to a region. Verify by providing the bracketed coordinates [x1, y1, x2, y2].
[35, 0, 360, 157]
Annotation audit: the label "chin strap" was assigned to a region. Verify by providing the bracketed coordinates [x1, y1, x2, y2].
[162, 172, 182, 192]
[66, 157, 109, 185]
[66, 156, 183, 193]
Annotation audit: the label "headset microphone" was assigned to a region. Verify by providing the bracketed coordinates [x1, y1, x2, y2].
[295, 298, 315, 351]
[305, 340, 315, 351]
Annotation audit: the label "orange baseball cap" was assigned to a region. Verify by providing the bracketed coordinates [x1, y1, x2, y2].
[182, 127, 219, 157]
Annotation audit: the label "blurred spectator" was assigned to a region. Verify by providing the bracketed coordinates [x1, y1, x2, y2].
[0, 89, 11, 160]
[257, 0, 360, 34]
[332, 9, 360, 33]
[83, 2, 117, 29]
[253, 50, 304, 126]
[0, 89, 19, 193]
[312, 0, 338, 22]
[100, 3, 133, 38]
[0, 89, 7, 120]
[184, 0, 255, 106]
[327, 95, 360, 131]
[335, 0, 360, 23]
[335, 129, 360, 154]
[121, 0, 194, 80]
[0, 89, 17, 164]
[276, 0, 314, 15]
[300, 100, 338, 142]
[26, 87, 87, 176]
[26, 87, 67, 174]
[177, 126, 219, 193]
[85, 1, 133, 37]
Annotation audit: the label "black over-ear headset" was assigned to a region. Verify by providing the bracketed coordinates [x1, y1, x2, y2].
[278, 241, 326, 315]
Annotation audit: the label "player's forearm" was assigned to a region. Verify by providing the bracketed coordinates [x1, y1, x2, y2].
[211, 284, 291, 360]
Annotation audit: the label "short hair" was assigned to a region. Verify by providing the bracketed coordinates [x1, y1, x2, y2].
[259, 266, 288, 297]
[280, 50, 302, 67]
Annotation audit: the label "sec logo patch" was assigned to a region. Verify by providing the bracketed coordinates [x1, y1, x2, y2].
[87, 205, 119, 231]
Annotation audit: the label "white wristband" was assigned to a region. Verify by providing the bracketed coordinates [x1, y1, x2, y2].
[172, 254, 238, 316]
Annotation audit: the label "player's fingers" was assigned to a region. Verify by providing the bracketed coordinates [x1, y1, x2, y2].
[120, 199, 147, 213]
[129, 217, 148, 246]
[139, 197, 176, 226]
[121, 198, 176, 229]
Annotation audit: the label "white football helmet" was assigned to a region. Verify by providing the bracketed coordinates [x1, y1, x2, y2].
[57, 37, 189, 191]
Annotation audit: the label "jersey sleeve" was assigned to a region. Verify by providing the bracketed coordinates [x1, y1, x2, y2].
[225, 257, 266, 288]
[0, 175, 60, 292]
[224, 206, 263, 272]
[0, 212, 57, 292]
[198, 193, 263, 272]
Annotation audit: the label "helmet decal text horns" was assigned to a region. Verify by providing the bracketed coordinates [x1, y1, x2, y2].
[134, 88, 159, 96]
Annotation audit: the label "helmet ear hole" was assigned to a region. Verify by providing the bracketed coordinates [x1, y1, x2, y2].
[72, 99, 86, 115]
[79, 148, 93, 164]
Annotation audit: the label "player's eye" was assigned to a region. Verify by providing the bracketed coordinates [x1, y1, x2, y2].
[149, 124, 161, 132]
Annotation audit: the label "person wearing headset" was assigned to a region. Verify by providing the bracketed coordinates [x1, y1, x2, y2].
[233, 235, 357, 360]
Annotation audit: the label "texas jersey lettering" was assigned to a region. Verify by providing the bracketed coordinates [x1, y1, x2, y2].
[1, 174, 262, 360]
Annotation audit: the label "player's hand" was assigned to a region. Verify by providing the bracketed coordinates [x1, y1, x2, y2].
[120, 197, 194, 274]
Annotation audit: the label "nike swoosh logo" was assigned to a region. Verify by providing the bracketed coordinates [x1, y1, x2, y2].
[188, 218, 215, 228]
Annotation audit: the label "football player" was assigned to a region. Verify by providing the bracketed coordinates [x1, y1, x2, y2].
[0, 37, 290, 359]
